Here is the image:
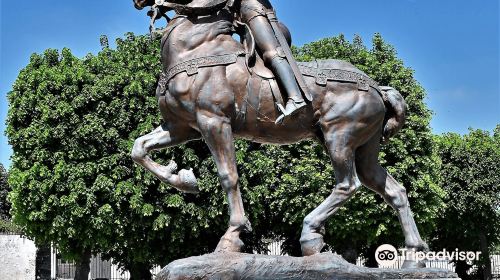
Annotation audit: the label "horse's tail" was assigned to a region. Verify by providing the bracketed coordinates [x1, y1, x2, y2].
[380, 86, 407, 144]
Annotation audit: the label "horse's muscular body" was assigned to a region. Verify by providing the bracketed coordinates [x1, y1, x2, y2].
[132, 3, 428, 268]
[161, 13, 385, 145]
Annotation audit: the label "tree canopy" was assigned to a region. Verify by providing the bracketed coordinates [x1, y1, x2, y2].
[432, 127, 500, 279]
[7, 32, 445, 277]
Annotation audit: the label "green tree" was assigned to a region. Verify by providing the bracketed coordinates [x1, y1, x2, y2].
[432, 127, 500, 280]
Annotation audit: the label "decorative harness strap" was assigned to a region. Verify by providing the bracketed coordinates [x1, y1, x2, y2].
[299, 65, 379, 92]
[158, 51, 245, 93]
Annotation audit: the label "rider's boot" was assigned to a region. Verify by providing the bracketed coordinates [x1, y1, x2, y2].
[271, 57, 307, 124]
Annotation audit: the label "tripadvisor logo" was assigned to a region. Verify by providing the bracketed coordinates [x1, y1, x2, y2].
[375, 244, 482, 267]
[375, 244, 399, 266]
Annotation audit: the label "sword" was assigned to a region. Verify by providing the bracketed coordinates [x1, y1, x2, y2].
[266, 11, 312, 101]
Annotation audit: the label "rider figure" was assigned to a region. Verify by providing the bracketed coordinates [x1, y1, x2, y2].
[229, 0, 307, 122]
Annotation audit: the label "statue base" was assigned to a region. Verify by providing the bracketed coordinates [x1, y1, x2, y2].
[156, 252, 459, 280]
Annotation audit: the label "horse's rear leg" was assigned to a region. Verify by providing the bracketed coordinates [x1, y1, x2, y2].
[197, 112, 252, 253]
[356, 134, 428, 268]
[300, 125, 363, 256]
[131, 123, 201, 193]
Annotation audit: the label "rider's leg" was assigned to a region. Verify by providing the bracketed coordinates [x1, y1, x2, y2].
[247, 16, 306, 120]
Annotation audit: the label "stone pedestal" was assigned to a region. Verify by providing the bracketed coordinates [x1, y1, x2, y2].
[156, 252, 459, 280]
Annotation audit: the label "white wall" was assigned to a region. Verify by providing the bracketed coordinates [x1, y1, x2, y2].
[0, 235, 36, 280]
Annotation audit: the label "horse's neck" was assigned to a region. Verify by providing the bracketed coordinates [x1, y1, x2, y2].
[161, 16, 189, 50]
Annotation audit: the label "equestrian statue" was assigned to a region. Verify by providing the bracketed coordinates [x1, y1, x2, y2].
[131, 0, 429, 269]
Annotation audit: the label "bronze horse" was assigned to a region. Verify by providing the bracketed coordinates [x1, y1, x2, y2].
[131, 1, 428, 268]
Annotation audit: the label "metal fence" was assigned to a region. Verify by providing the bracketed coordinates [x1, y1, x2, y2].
[55, 252, 161, 280]
[493, 255, 500, 279]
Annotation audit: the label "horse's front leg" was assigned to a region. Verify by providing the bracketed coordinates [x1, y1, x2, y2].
[197, 111, 252, 252]
[131, 123, 201, 193]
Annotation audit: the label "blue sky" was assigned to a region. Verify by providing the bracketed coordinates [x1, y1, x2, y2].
[1, 0, 499, 168]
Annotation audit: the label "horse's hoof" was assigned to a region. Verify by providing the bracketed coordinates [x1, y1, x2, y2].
[166, 160, 178, 173]
[215, 236, 244, 253]
[178, 168, 199, 194]
[243, 218, 253, 233]
[402, 259, 426, 269]
[419, 242, 430, 252]
[401, 243, 427, 269]
[300, 232, 325, 256]
[232, 216, 252, 233]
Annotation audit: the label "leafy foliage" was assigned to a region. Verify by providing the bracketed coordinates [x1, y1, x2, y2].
[432, 127, 500, 279]
[0, 164, 22, 233]
[0, 163, 12, 220]
[0, 219, 23, 233]
[0, 164, 20, 233]
[7, 32, 443, 273]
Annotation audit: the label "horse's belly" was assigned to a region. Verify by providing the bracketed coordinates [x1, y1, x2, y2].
[234, 108, 317, 144]
[235, 129, 316, 145]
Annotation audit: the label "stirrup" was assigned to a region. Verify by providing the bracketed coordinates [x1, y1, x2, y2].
[275, 100, 306, 124]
